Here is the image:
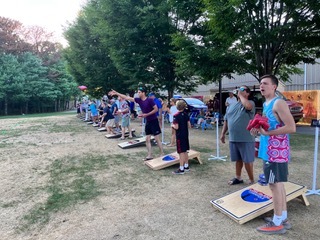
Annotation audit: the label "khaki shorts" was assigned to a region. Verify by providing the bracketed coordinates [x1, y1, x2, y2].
[106, 119, 115, 127]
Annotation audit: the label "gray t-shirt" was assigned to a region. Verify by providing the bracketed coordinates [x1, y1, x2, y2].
[224, 101, 255, 142]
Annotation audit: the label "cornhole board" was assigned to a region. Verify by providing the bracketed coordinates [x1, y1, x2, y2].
[118, 136, 154, 149]
[144, 149, 202, 170]
[105, 129, 135, 139]
[210, 181, 309, 224]
[97, 127, 106, 132]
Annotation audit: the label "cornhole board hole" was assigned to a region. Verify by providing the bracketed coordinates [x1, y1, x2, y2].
[105, 129, 135, 139]
[144, 149, 202, 170]
[210, 181, 309, 224]
[97, 127, 106, 132]
[118, 136, 154, 149]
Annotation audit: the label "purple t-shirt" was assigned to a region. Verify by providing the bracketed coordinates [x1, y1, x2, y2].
[135, 97, 157, 122]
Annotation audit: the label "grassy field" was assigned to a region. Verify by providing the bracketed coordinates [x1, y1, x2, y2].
[0, 114, 319, 240]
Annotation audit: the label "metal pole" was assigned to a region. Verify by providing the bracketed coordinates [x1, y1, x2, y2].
[306, 126, 320, 196]
[208, 114, 227, 161]
[304, 63, 307, 91]
[161, 114, 169, 145]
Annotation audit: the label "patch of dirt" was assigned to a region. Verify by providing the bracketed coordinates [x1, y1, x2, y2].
[0, 114, 319, 240]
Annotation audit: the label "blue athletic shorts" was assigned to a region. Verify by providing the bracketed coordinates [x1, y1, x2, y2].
[229, 142, 255, 163]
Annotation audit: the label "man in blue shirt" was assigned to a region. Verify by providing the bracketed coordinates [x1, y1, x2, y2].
[148, 92, 163, 128]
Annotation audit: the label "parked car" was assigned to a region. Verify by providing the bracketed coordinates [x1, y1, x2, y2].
[249, 89, 303, 123]
[214, 89, 303, 123]
[177, 97, 208, 113]
[176, 97, 208, 127]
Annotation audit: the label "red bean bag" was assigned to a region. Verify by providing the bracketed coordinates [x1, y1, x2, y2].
[246, 114, 269, 131]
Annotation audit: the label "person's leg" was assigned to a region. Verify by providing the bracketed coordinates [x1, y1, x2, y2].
[228, 142, 244, 184]
[153, 134, 164, 156]
[169, 128, 176, 146]
[240, 142, 255, 183]
[235, 160, 243, 180]
[121, 126, 125, 139]
[244, 162, 254, 183]
[128, 124, 132, 138]
[179, 152, 184, 168]
[182, 152, 188, 165]
[127, 117, 132, 138]
[145, 135, 152, 159]
[256, 162, 287, 234]
[270, 183, 286, 218]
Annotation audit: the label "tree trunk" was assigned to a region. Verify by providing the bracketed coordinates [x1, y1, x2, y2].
[25, 102, 28, 114]
[4, 96, 8, 115]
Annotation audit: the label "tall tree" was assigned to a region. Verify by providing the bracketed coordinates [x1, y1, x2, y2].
[17, 52, 53, 114]
[92, 0, 197, 97]
[204, 0, 320, 80]
[0, 17, 32, 54]
[173, 0, 320, 82]
[64, 12, 124, 98]
[169, 0, 248, 83]
[0, 53, 24, 115]
[64, 0, 199, 98]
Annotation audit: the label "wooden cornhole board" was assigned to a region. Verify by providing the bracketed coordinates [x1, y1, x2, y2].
[210, 181, 309, 224]
[97, 127, 106, 132]
[144, 149, 202, 170]
[105, 129, 135, 139]
[118, 136, 155, 149]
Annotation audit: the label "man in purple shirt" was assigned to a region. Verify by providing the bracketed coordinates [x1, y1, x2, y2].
[109, 87, 164, 160]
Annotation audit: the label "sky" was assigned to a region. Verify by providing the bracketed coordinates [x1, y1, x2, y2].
[0, 0, 87, 45]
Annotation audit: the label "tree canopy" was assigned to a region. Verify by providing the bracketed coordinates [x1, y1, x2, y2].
[172, 0, 320, 82]
[0, 17, 78, 115]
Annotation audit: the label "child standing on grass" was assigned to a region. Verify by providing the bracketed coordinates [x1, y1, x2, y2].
[171, 100, 191, 175]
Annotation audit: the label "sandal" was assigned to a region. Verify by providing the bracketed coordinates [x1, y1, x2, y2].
[228, 178, 244, 185]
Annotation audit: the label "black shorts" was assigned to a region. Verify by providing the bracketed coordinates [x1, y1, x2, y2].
[145, 119, 161, 136]
[176, 138, 190, 154]
[263, 161, 288, 183]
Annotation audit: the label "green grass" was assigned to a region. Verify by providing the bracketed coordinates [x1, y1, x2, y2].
[18, 154, 108, 231]
[6, 114, 315, 232]
[0, 111, 76, 120]
[48, 122, 89, 133]
[290, 133, 315, 152]
[18, 152, 156, 231]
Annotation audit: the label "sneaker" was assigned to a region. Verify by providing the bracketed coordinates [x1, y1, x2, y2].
[172, 169, 185, 175]
[184, 167, 190, 172]
[264, 217, 292, 230]
[256, 221, 286, 235]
